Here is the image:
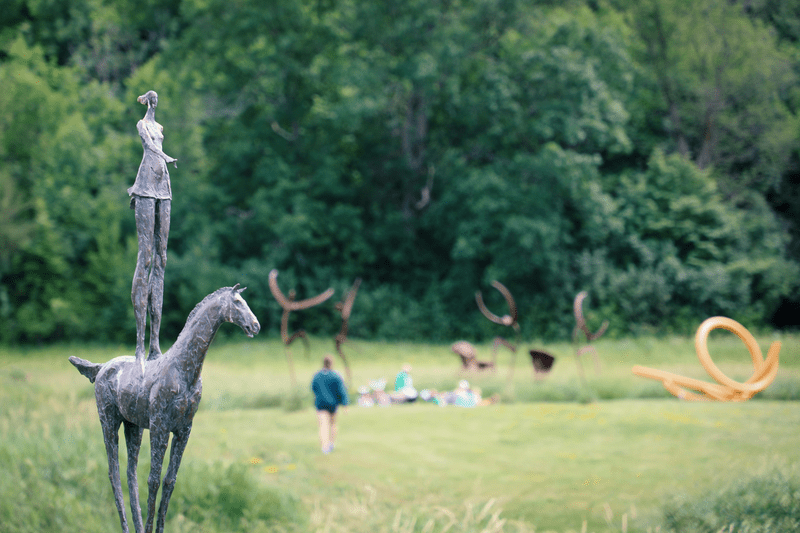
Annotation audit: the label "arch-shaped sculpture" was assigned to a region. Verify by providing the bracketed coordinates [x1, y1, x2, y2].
[475, 280, 521, 383]
[572, 291, 608, 382]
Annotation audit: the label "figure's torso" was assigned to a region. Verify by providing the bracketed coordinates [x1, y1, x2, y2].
[128, 119, 171, 200]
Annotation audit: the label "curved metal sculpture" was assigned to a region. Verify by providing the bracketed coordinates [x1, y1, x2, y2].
[268, 269, 334, 387]
[334, 278, 361, 385]
[632, 316, 780, 401]
[475, 280, 520, 383]
[451, 340, 495, 371]
[69, 285, 260, 533]
[572, 291, 608, 382]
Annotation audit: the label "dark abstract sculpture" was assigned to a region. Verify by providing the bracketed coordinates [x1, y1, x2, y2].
[268, 269, 334, 387]
[128, 90, 178, 369]
[334, 278, 361, 385]
[69, 285, 260, 533]
[572, 291, 609, 383]
[529, 349, 556, 379]
[475, 280, 521, 383]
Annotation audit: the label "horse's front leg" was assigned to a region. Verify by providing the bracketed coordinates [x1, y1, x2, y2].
[144, 426, 170, 533]
[123, 421, 145, 533]
[155, 425, 192, 533]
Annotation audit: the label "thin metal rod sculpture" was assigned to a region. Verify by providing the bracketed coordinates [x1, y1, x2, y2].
[334, 278, 361, 385]
[268, 269, 334, 387]
[633, 316, 780, 401]
[475, 280, 520, 383]
[572, 291, 608, 384]
[69, 285, 260, 533]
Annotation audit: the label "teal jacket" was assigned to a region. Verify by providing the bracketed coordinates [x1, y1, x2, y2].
[311, 369, 349, 411]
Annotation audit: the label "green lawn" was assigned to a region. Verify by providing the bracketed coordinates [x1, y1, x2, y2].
[2, 332, 799, 532]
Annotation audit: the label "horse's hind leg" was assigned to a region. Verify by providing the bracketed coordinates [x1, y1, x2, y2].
[155, 425, 192, 533]
[99, 412, 129, 533]
[124, 421, 145, 533]
[144, 427, 170, 533]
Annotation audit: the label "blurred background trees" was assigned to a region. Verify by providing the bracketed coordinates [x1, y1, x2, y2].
[2, 0, 799, 344]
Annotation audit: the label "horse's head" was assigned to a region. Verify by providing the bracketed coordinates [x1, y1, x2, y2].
[225, 284, 261, 337]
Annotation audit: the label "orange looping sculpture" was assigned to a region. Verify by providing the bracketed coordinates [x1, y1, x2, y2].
[632, 316, 781, 401]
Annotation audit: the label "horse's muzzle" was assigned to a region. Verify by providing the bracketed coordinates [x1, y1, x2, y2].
[244, 319, 261, 338]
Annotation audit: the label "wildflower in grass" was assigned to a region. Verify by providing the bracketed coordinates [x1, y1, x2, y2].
[265, 465, 279, 473]
[248, 457, 262, 465]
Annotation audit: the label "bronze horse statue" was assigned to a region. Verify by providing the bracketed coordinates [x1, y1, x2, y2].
[69, 285, 260, 533]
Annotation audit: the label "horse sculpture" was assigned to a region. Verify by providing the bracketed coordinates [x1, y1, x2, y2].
[69, 285, 260, 533]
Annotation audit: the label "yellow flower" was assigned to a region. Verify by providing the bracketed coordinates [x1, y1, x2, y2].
[248, 457, 262, 465]
[265, 465, 279, 474]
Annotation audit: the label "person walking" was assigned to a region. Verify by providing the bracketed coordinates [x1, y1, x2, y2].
[311, 355, 349, 454]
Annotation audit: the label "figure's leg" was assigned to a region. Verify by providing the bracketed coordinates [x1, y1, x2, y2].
[148, 199, 170, 360]
[155, 426, 191, 533]
[132, 197, 156, 368]
[316, 410, 330, 452]
[124, 421, 145, 533]
[144, 427, 170, 533]
[100, 411, 129, 533]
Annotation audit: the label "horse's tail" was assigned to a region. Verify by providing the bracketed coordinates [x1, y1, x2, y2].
[69, 356, 102, 384]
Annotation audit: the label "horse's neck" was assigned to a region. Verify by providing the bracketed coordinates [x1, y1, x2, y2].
[170, 302, 225, 384]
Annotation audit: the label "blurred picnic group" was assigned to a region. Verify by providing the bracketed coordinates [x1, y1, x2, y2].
[356, 363, 500, 409]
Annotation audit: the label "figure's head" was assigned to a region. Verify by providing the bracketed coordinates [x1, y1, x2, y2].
[402, 363, 412, 373]
[323, 355, 333, 369]
[137, 90, 158, 108]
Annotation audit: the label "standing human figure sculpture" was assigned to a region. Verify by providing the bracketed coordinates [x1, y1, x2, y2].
[129, 90, 177, 369]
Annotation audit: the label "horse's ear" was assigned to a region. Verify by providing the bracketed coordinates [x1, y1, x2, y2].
[232, 283, 240, 292]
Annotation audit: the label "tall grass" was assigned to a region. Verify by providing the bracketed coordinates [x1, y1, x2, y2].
[660, 466, 800, 533]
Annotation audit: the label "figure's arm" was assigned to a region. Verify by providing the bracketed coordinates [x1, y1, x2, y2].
[138, 121, 177, 167]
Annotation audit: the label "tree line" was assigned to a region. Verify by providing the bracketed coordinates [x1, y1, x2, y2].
[1, 0, 799, 345]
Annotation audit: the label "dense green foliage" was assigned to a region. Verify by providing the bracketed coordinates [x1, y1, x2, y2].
[2, 0, 800, 344]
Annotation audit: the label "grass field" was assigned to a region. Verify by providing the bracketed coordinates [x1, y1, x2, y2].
[1, 331, 799, 532]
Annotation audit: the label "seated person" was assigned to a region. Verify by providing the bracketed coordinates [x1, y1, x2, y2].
[357, 385, 374, 407]
[392, 363, 418, 403]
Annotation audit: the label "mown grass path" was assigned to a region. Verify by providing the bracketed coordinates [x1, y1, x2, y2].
[186, 399, 800, 531]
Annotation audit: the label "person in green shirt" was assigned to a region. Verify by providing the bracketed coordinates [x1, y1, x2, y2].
[393, 363, 418, 403]
[311, 355, 349, 453]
